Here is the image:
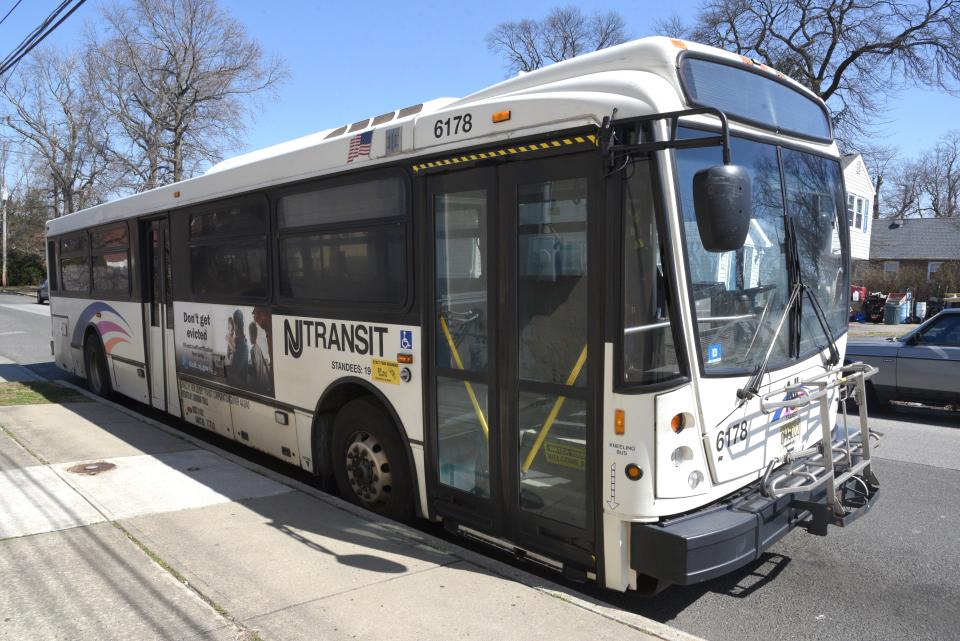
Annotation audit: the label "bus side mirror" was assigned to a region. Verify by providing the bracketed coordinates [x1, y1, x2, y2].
[692, 165, 752, 253]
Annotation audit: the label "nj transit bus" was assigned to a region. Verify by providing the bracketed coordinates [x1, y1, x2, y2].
[46, 36, 880, 593]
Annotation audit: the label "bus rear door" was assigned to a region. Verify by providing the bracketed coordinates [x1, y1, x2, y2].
[142, 217, 180, 414]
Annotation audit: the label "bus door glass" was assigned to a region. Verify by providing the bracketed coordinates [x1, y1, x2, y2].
[430, 167, 500, 532]
[143, 217, 179, 413]
[429, 152, 597, 567]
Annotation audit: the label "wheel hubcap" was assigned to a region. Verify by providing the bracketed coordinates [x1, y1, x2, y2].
[344, 431, 393, 505]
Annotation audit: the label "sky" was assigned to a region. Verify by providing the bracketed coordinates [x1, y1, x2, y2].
[1, 0, 958, 165]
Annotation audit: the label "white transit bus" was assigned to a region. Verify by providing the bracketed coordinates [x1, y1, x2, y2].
[46, 37, 880, 592]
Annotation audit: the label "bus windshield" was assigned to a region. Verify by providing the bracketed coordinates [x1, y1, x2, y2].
[674, 129, 848, 375]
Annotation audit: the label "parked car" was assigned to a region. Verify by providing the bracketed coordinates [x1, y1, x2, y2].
[36, 279, 48, 304]
[846, 309, 960, 408]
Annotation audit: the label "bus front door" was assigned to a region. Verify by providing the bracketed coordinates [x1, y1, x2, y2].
[143, 217, 179, 415]
[428, 153, 599, 571]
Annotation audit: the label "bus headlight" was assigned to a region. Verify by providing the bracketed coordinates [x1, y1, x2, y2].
[688, 470, 704, 489]
[670, 446, 693, 467]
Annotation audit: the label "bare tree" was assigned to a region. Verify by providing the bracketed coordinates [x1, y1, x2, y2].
[916, 130, 960, 217]
[858, 144, 899, 219]
[93, 0, 288, 188]
[487, 6, 627, 74]
[884, 160, 924, 218]
[1, 48, 114, 216]
[662, 0, 960, 143]
[882, 130, 960, 218]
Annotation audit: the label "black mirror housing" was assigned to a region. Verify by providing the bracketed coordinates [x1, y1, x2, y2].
[692, 165, 752, 253]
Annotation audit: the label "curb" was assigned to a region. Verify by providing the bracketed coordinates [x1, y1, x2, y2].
[54, 378, 707, 641]
[0, 288, 36, 298]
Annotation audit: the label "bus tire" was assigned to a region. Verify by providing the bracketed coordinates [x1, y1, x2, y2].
[331, 397, 413, 523]
[84, 336, 113, 398]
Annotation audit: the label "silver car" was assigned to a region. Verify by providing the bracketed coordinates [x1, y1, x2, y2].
[846, 309, 960, 408]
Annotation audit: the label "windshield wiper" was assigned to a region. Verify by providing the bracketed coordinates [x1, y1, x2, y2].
[736, 217, 841, 404]
[737, 281, 801, 403]
[785, 215, 841, 369]
[802, 284, 841, 367]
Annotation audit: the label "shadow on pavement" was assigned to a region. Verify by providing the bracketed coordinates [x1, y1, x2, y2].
[579, 552, 792, 623]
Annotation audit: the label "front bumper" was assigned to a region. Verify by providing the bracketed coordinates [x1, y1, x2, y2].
[630, 450, 879, 586]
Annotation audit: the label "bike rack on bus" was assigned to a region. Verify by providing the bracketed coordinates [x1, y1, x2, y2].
[757, 362, 882, 535]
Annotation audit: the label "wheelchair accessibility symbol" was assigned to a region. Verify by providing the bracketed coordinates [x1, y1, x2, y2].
[400, 330, 413, 350]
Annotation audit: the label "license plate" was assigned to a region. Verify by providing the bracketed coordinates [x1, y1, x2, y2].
[779, 417, 801, 446]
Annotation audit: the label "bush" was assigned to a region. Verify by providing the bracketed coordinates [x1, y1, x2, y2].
[853, 260, 960, 300]
[4, 249, 45, 287]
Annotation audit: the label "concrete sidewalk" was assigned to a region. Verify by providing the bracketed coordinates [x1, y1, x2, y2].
[0, 363, 702, 641]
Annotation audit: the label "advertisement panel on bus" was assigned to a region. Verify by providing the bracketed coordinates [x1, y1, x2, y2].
[174, 303, 275, 397]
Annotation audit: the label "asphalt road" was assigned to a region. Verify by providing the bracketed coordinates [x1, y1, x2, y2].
[0, 292, 75, 381]
[1, 291, 957, 641]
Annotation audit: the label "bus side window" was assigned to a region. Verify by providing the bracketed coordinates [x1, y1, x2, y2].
[276, 173, 408, 306]
[622, 160, 682, 385]
[187, 196, 269, 301]
[59, 233, 90, 294]
[47, 240, 58, 291]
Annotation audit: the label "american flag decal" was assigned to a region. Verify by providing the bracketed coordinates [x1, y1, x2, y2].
[347, 131, 373, 162]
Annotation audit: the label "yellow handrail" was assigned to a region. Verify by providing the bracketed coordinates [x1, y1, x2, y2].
[520, 344, 587, 474]
[439, 314, 489, 440]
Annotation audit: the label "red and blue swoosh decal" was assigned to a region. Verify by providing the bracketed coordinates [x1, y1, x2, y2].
[771, 388, 808, 422]
[71, 302, 133, 353]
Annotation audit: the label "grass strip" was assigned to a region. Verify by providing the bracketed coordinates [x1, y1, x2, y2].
[0, 381, 90, 406]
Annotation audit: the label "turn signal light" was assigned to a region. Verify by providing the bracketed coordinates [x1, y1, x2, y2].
[670, 413, 685, 434]
[614, 409, 625, 435]
[398, 353, 413, 364]
[492, 110, 511, 123]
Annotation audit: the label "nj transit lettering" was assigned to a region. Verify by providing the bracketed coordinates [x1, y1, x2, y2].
[283, 319, 387, 359]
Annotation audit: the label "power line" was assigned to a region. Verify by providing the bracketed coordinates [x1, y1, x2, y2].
[0, 0, 25, 28]
[0, 0, 72, 73]
[0, 0, 88, 79]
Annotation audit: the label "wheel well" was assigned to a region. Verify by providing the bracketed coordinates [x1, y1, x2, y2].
[311, 378, 421, 515]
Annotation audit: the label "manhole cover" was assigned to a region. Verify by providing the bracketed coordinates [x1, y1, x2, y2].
[67, 461, 117, 476]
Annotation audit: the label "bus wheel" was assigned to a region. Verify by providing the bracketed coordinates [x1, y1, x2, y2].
[331, 397, 413, 523]
[84, 338, 113, 398]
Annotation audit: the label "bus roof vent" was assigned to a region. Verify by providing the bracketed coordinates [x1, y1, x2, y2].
[348, 118, 371, 133]
[324, 125, 348, 139]
[372, 111, 396, 126]
[397, 103, 423, 118]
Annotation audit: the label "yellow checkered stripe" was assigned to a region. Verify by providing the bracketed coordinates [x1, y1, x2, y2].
[412, 134, 597, 173]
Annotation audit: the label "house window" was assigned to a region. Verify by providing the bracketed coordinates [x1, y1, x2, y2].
[883, 261, 899, 274]
[847, 195, 866, 231]
[860, 199, 870, 231]
[928, 261, 944, 280]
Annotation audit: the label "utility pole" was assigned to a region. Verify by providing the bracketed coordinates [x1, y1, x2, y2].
[1, 186, 8, 289]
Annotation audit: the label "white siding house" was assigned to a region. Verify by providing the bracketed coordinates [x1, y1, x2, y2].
[836, 153, 875, 261]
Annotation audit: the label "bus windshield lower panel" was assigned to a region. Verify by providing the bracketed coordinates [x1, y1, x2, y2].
[674, 129, 848, 375]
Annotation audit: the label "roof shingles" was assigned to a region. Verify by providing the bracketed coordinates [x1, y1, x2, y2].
[869, 217, 960, 261]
